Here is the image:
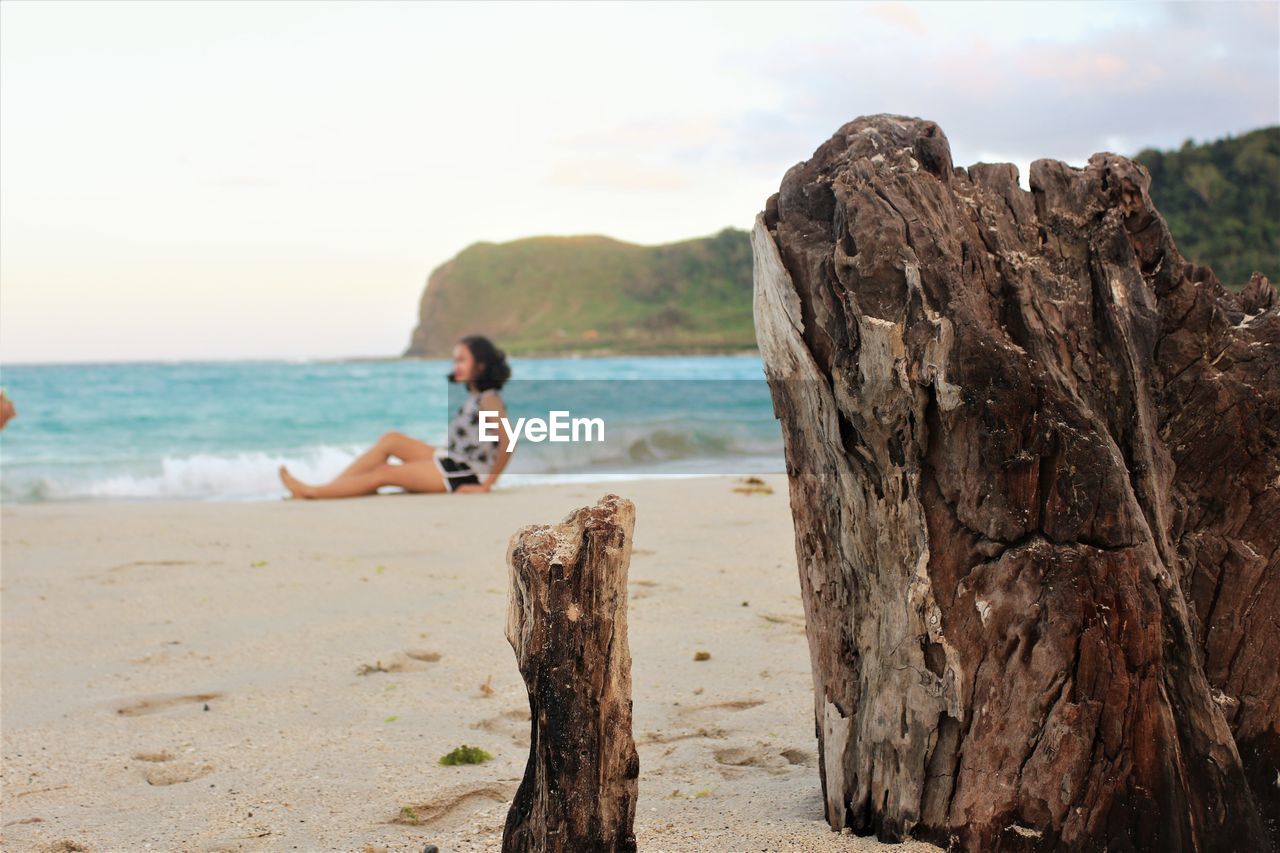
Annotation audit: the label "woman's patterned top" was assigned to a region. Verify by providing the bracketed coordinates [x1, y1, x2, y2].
[446, 390, 501, 475]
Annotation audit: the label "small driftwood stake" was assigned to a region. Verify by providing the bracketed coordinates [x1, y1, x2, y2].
[502, 494, 639, 853]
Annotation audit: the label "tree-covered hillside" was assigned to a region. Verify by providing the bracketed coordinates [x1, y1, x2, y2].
[1136, 127, 1279, 288]
[404, 228, 754, 357]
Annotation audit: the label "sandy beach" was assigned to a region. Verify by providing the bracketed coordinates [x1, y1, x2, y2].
[1, 475, 936, 852]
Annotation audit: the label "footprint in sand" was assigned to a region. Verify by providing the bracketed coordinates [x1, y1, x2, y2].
[38, 841, 90, 853]
[393, 782, 516, 829]
[116, 692, 222, 717]
[404, 649, 442, 663]
[473, 708, 532, 746]
[130, 750, 213, 785]
[675, 698, 765, 718]
[779, 747, 813, 766]
[129, 649, 213, 666]
[110, 559, 197, 572]
[143, 759, 215, 786]
[90, 560, 201, 584]
[712, 745, 790, 777]
[357, 650, 442, 675]
[757, 612, 807, 633]
[655, 701, 764, 755]
[637, 725, 727, 746]
[628, 578, 660, 601]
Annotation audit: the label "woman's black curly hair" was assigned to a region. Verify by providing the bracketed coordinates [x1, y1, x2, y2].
[450, 334, 511, 392]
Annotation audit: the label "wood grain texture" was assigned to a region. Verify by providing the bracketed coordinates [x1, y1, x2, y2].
[502, 494, 639, 853]
[754, 114, 1277, 851]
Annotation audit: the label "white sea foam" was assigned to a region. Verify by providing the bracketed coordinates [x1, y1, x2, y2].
[2, 446, 362, 503]
[1, 431, 783, 503]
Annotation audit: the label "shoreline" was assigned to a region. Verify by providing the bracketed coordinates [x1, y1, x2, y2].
[0, 468, 788, 508]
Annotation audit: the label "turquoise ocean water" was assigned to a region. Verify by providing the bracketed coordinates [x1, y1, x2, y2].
[0, 356, 783, 503]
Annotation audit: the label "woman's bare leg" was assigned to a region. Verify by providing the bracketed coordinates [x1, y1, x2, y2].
[278, 431, 439, 497]
[281, 460, 447, 499]
[334, 431, 436, 480]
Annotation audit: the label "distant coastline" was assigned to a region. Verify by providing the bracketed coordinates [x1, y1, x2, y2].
[0, 349, 763, 368]
[341, 346, 763, 363]
[402, 345, 761, 360]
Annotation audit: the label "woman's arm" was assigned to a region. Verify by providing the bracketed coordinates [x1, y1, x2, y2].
[456, 392, 513, 493]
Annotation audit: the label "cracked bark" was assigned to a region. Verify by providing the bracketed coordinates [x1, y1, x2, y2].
[754, 115, 1277, 851]
[502, 495, 640, 853]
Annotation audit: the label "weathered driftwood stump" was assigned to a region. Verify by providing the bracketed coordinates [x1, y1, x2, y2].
[754, 114, 1278, 850]
[502, 494, 639, 853]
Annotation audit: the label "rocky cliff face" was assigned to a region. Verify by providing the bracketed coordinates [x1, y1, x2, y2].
[754, 115, 1278, 850]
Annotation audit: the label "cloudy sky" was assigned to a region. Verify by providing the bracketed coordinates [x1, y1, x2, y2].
[1, 0, 1276, 363]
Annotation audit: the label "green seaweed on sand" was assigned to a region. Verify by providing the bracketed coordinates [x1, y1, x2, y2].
[439, 745, 493, 765]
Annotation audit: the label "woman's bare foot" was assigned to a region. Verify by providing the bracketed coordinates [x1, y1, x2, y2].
[278, 465, 315, 499]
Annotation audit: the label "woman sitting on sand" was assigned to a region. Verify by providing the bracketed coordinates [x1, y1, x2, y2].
[278, 335, 513, 499]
